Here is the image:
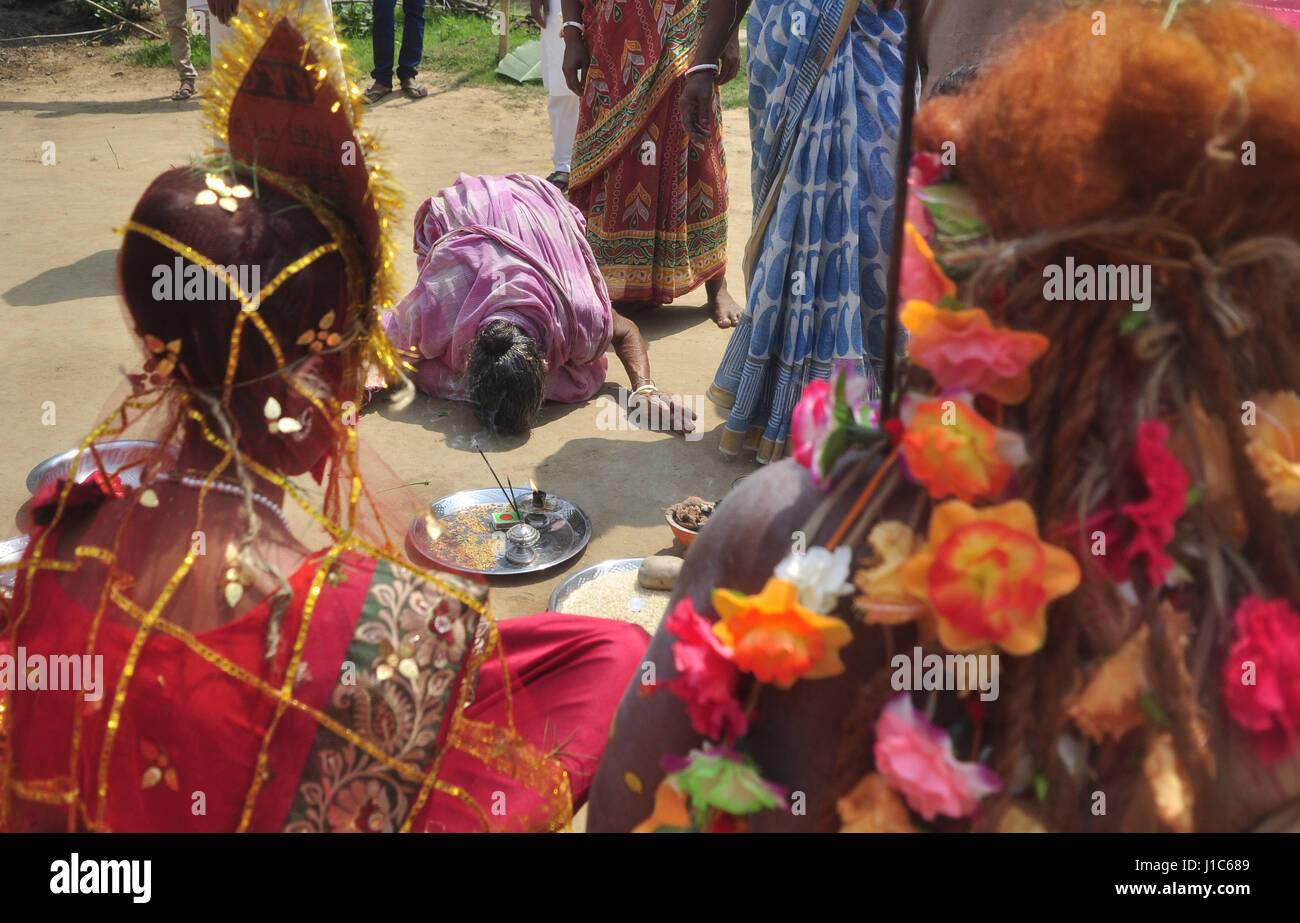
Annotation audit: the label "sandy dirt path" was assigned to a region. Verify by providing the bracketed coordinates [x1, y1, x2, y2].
[0, 53, 758, 623]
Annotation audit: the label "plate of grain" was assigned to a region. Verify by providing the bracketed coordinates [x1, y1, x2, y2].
[408, 487, 592, 575]
[548, 557, 673, 634]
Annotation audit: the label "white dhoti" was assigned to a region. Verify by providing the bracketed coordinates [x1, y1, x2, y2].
[539, 4, 579, 174]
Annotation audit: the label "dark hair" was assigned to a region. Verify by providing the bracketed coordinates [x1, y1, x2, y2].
[118, 165, 351, 472]
[465, 320, 546, 435]
[929, 63, 979, 98]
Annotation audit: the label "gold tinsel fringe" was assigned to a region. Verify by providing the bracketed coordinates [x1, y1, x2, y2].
[198, 5, 408, 390]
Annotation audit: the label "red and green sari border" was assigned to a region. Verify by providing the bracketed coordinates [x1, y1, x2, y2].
[570, 4, 698, 189]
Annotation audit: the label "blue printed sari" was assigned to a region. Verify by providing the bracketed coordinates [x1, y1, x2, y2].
[708, 0, 906, 462]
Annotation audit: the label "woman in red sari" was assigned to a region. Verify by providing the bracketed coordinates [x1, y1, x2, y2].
[0, 15, 645, 833]
[561, 0, 744, 327]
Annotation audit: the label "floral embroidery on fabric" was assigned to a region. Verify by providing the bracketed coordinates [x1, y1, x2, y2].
[140, 740, 181, 792]
[282, 562, 482, 832]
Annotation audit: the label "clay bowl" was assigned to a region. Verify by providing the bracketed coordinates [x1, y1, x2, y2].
[666, 510, 700, 548]
[666, 497, 715, 548]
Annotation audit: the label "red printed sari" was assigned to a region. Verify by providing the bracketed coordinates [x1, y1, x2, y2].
[569, 0, 728, 304]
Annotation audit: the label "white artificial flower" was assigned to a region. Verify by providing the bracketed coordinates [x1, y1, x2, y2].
[774, 546, 854, 613]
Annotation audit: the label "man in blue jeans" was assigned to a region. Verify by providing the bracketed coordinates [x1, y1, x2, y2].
[365, 0, 428, 101]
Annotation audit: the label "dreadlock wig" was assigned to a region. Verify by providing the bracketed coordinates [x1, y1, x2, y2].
[879, 0, 1300, 831]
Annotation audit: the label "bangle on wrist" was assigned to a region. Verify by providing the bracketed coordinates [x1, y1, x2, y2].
[685, 63, 720, 78]
[562, 20, 584, 35]
[629, 381, 657, 400]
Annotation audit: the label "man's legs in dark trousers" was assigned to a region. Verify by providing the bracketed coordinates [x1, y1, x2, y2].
[396, 0, 427, 84]
[371, 0, 399, 86]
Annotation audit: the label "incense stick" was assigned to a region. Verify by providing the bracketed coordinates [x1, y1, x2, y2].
[475, 443, 520, 517]
[505, 475, 523, 519]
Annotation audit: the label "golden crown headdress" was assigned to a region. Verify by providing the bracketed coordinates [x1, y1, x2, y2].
[122, 7, 407, 392]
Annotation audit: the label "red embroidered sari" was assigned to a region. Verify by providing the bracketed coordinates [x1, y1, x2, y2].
[568, 0, 729, 304]
[0, 12, 650, 836]
[0, 501, 646, 833]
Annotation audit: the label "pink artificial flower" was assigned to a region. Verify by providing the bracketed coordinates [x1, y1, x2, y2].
[1222, 596, 1300, 763]
[906, 191, 932, 241]
[666, 600, 748, 741]
[790, 363, 873, 486]
[906, 152, 944, 241]
[873, 694, 1001, 821]
[911, 151, 946, 188]
[900, 224, 958, 306]
[900, 301, 1050, 405]
[791, 379, 832, 474]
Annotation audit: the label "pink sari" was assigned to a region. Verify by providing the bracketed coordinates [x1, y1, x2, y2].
[382, 174, 614, 405]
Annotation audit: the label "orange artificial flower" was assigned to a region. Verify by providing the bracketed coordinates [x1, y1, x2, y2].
[1067, 625, 1150, 744]
[901, 500, 1081, 655]
[900, 397, 1016, 503]
[900, 221, 958, 305]
[853, 521, 929, 625]
[1243, 390, 1300, 513]
[632, 779, 691, 833]
[901, 300, 1049, 405]
[837, 773, 917, 833]
[1065, 606, 1190, 744]
[712, 577, 853, 689]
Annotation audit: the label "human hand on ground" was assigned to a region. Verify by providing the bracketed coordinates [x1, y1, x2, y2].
[632, 390, 697, 436]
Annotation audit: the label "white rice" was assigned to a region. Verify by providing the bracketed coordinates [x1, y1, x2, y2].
[558, 569, 671, 634]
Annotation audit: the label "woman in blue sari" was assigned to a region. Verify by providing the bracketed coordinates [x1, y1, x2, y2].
[682, 0, 907, 462]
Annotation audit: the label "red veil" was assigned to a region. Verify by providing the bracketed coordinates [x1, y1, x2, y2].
[0, 12, 584, 833]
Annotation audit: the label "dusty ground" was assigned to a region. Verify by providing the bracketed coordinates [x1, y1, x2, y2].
[0, 39, 758, 624]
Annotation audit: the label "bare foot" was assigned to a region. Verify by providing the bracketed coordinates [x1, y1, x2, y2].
[705, 278, 742, 328]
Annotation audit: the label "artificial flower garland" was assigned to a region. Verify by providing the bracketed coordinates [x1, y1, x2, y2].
[637, 152, 1300, 833]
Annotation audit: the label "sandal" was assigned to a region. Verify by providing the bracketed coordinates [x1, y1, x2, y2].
[400, 79, 428, 100]
[545, 170, 570, 193]
[364, 81, 393, 103]
[171, 80, 196, 101]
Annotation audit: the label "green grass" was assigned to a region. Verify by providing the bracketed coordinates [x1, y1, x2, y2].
[343, 13, 543, 95]
[719, 47, 749, 111]
[123, 11, 747, 109]
[125, 31, 210, 69]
